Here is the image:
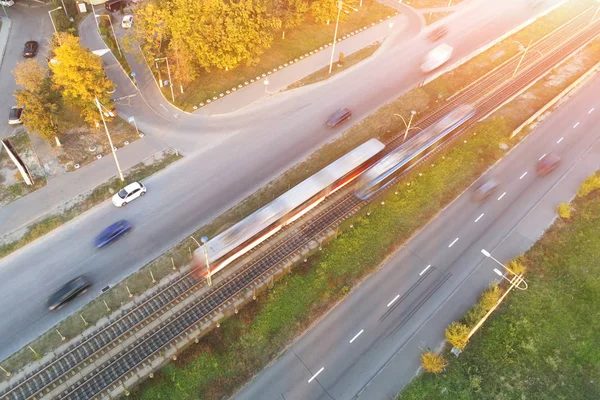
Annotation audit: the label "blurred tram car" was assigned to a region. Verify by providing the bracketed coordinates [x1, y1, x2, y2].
[355, 104, 475, 200]
[193, 139, 386, 277]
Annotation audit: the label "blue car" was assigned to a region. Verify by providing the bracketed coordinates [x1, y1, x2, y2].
[94, 220, 132, 248]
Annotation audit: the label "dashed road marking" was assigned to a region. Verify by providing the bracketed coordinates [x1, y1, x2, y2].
[387, 294, 400, 307]
[497, 192, 506, 200]
[519, 172, 527, 180]
[539, 153, 546, 161]
[308, 367, 324, 383]
[557, 137, 564, 144]
[349, 329, 364, 343]
[475, 213, 484, 222]
[448, 238, 459, 248]
[419, 264, 432, 276]
[573, 122, 579, 128]
[173, 114, 179, 119]
[589, 108, 595, 114]
[159, 104, 168, 111]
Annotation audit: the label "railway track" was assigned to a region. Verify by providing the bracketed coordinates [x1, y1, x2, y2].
[2, 8, 599, 400]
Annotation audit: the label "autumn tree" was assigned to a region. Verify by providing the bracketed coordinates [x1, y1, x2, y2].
[13, 60, 60, 142]
[267, 0, 309, 38]
[311, 0, 357, 25]
[50, 33, 115, 125]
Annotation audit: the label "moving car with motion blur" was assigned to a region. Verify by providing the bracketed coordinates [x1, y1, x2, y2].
[473, 178, 499, 201]
[112, 181, 146, 207]
[536, 153, 561, 176]
[327, 108, 352, 128]
[428, 26, 448, 42]
[94, 220, 132, 248]
[47, 276, 91, 311]
[421, 43, 453, 73]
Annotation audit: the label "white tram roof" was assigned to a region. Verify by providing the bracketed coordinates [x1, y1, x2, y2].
[200, 139, 385, 262]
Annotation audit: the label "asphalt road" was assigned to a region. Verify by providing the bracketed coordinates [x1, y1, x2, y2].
[0, 2, 54, 139]
[233, 69, 600, 400]
[0, 0, 566, 360]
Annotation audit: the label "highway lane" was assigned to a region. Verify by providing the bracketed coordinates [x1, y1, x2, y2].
[0, 0, 566, 360]
[233, 64, 600, 400]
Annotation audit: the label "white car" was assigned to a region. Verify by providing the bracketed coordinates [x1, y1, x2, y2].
[421, 43, 453, 73]
[112, 181, 146, 207]
[122, 15, 133, 29]
[0, 0, 15, 7]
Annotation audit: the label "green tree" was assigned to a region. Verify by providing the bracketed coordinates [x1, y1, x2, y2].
[50, 34, 115, 125]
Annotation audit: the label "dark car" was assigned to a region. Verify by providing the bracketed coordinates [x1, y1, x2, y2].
[537, 154, 561, 176]
[94, 220, 132, 248]
[8, 106, 23, 125]
[47, 276, 91, 311]
[327, 108, 352, 128]
[473, 179, 499, 201]
[105, 0, 127, 12]
[428, 26, 448, 42]
[22, 41, 39, 58]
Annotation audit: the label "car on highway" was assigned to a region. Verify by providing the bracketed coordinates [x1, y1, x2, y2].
[473, 178, 499, 201]
[122, 15, 133, 28]
[112, 181, 147, 207]
[428, 26, 448, 42]
[46, 276, 91, 311]
[327, 108, 352, 128]
[8, 107, 23, 125]
[22, 41, 39, 58]
[421, 43, 453, 73]
[0, 0, 14, 7]
[536, 154, 561, 176]
[94, 220, 132, 248]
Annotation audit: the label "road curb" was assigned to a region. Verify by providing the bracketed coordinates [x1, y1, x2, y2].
[0, 17, 13, 71]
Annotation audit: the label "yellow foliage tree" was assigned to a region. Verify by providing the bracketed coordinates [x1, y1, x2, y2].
[50, 34, 115, 125]
[507, 256, 527, 276]
[13, 59, 46, 92]
[557, 202, 572, 219]
[480, 284, 502, 311]
[421, 351, 446, 374]
[445, 321, 469, 350]
[577, 173, 600, 198]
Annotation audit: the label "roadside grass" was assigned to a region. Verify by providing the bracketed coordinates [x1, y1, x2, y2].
[0, 150, 181, 262]
[0, 0, 590, 385]
[54, 103, 141, 170]
[397, 172, 600, 400]
[0, 132, 47, 207]
[98, 19, 133, 77]
[168, 0, 395, 110]
[286, 42, 381, 90]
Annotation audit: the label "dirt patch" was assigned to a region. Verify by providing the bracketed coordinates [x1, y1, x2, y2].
[0, 132, 47, 207]
[544, 52, 586, 87]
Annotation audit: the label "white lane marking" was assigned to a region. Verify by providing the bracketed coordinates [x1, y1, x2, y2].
[349, 329, 364, 343]
[539, 153, 546, 161]
[173, 114, 179, 119]
[387, 294, 400, 307]
[557, 137, 564, 144]
[419, 264, 432, 276]
[159, 104, 168, 111]
[308, 367, 324, 383]
[519, 172, 528, 180]
[448, 238, 459, 248]
[497, 192, 506, 200]
[573, 122, 580, 128]
[589, 108, 595, 114]
[475, 213, 484, 222]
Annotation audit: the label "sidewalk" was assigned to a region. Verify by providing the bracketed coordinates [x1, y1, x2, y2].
[0, 135, 166, 239]
[0, 17, 12, 70]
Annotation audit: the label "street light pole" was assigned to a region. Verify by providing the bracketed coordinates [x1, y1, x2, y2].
[512, 39, 532, 78]
[60, 0, 68, 17]
[97, 14, 122, 57]
[155, 57, 175, 102]
[48, 7, 63, 43]
[328, 0, 343, 74]
[481, 249, 528, 290]
[201, 236, 212, 287]
[94, 97, 124, 182]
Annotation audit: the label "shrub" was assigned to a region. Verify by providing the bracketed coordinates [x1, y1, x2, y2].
[445, 321, 470, 350]
[479, 284, 502, 311]
[557, 202, 572, 219]
[576, 173, 600, 198]
[465, 302, 487, 327]
[507, 256, 527, 276]
[421, 351, 447, 374]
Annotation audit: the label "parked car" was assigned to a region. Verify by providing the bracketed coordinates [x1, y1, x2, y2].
[473, 179, 499, 201]
[105, 0, 127, 13]
[536, 154, 561, 176]
[327, 108, 352, 128]
[8, 106, 23, 125]
[428, 26, 448, 42]
[0, 0, 15, 7]
[112, 181, 147, 207]
[122, 15, 134, 28]
[22, 41, 39, 58]
[47, 276, 91, 311]
[94, 220, 132, 248]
